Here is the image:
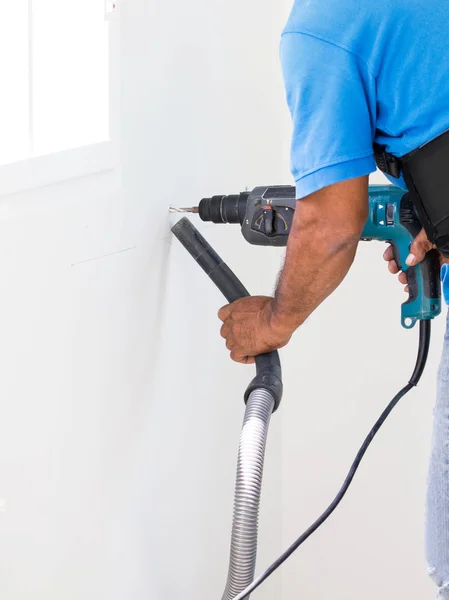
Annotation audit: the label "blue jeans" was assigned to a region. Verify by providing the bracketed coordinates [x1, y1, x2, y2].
[426, 310, 449, 598]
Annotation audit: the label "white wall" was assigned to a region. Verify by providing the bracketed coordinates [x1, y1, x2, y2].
[0, 1, 289, 599]
[117, 1, 290, 598]
[0, 170, 130, 599]
[0, 1, 445, 599]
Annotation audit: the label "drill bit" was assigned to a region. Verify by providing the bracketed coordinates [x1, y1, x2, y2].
[169, 206, 199, 214]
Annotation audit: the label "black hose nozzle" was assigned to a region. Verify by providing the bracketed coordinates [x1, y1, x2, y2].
[171, 217, 283, 411]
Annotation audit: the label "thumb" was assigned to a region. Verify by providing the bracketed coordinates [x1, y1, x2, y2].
[406, 228, 433, 266]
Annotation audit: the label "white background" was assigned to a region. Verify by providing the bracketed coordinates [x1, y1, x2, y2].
[0, 1, 444, 599]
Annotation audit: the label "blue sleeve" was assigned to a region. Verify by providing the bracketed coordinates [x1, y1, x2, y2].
[280, 32, 377, 199]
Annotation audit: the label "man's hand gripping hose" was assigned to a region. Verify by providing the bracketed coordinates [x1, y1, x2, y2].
[171, 216, 431, 600]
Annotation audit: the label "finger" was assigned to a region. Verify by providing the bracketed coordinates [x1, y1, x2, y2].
[383, 246, 395, 262]
[230, 350, 252, 364]
[404, 285, 409, 294]
[398, 271, 408, 285]
[220, 323, 230, 339]
[218, 304, 231, 322]
[225, 337, 234, 351]
[229, 349, 256, 365]
[407, 228, 433, 266]
[388, 260, 399, 274]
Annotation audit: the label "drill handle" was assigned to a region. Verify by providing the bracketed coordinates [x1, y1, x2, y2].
[390, 243, 441, 328]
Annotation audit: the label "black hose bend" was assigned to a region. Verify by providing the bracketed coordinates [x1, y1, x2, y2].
[171, 217, 283, 410]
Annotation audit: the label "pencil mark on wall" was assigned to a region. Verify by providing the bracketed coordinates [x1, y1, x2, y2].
[71, 246, 137, 267]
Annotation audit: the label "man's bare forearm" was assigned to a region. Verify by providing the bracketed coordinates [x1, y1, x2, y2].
[271, 178, 369, 333]
[273, 209, 360, 330]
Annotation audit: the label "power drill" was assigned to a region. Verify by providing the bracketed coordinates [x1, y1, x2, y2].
[176, 184, 441, 329]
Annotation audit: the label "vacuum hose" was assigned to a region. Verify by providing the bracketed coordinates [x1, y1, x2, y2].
[172, 217, 433, 600]
[171, 218, 283, 600]
[221, 388, 274, 600]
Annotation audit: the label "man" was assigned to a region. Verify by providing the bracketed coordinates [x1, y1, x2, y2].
[218, 0, 449, 596]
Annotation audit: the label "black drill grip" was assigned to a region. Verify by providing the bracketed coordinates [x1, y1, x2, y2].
[171, 217, 283, 411]
[406, 250, 441, 304]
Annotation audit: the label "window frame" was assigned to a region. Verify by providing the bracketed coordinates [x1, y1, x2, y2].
[0, 1, 118, 198]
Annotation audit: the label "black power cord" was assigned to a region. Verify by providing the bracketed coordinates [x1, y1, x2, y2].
[232, 319, 432, 600]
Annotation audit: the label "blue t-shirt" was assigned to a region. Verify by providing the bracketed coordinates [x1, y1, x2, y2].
[281, 0, 449, 199]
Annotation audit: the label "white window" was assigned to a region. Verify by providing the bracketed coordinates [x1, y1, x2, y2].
[0, 0, 112, 184]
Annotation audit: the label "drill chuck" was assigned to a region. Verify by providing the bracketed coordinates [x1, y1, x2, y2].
[199, 186, 297, 247]
[199, 193, 249, 225]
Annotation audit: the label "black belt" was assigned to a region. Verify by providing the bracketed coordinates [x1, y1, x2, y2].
[374, 129, 449, 256]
